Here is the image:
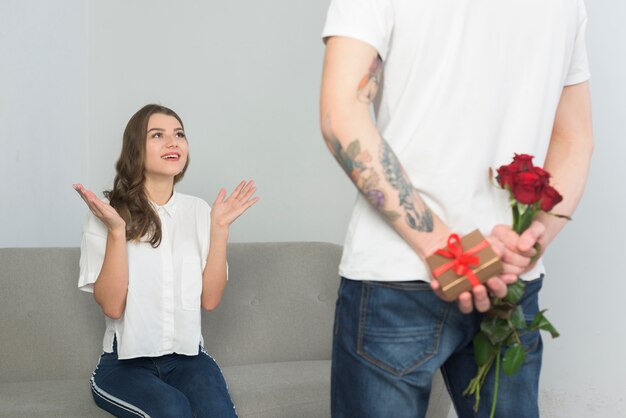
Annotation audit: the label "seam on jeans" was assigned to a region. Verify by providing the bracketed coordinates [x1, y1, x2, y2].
[427, 303, 448, 364]
[515, 275, 544, 354]
[517, 330, 541, 353]
[151, 358, 164, 381]
[334, 277, 347, 336]
[356, 281, 371, 358]
[356, 284, 448, 377]
[90, 377, 150, 417]
[356, 282, 410, 376]
[368, 280, 432, 291]
[518, 320, 542, 353]
[200, 347, 239, 418]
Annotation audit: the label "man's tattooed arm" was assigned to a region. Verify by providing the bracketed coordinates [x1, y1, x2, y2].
[321, 42, 450, 258]
[323, 126, 434, 231]
[324, 133, 402, 223]
[322, 38, 513, 312]
[323, 55, 434, 232]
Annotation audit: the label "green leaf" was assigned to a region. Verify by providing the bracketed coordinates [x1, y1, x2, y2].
[505, 333, 518, 346]
[502, 344, 526, 376]
[488, 303, 515, 319]
[511, 306, 527, 330]
[503, 279, 525, 305]
[529, 310, 560, 338]
[473, 332, 496, 366]
[346, 140, 361, 159]
[481, 317, 513, 345]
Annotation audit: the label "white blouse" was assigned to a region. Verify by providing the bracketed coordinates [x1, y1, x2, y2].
[78, 192, 214, 359]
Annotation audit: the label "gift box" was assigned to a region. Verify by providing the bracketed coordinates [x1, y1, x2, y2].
[425, 230, 503, 302]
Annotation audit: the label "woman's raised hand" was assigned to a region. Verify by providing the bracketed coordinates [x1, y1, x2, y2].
[211, 180, 259, 229]
[73, 184, 126, 233]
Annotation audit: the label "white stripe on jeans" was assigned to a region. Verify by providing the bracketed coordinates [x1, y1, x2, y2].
[90, 376, 150, 418]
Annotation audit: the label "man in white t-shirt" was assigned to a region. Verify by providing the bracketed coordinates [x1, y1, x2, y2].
[320, 0, 593, 417]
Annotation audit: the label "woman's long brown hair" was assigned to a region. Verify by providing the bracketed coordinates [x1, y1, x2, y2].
[104, 104, 190, 247]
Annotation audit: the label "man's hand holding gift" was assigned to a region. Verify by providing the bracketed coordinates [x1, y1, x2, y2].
[427, 226, 543, 314]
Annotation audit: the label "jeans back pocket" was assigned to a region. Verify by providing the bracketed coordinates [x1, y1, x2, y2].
[357, 281, 449, 376]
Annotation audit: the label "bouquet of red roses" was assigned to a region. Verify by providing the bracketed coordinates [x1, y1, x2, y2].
[463, 154, 565, 417]
[495, 153, 565, 234]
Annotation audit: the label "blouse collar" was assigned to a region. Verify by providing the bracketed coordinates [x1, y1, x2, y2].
[151, 191, 178, 217]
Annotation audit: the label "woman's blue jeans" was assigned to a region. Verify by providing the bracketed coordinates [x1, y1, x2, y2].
[90, 344, 237, 418]
[331, 276, 544, 418]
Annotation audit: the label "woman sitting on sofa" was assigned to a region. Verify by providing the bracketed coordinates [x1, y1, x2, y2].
[74, 104, 258, 418]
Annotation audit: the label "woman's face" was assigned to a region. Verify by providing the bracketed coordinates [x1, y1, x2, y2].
[143, 113, 189, 181]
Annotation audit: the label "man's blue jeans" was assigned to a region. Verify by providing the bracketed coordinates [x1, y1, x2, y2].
[90, 344, 237, 418]
[331, 276, 544, 418]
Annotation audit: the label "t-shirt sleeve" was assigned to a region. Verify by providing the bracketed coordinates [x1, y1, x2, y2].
[322, 0, 394, 60]
[78, 212, 108, 293]
[564, 0, 591, 86]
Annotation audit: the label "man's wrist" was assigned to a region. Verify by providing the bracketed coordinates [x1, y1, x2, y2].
[414, 228, 452, 260]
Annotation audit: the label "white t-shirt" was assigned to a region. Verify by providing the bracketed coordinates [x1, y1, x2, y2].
[323, 0, 590, 281]
[78, 192, 213, 359]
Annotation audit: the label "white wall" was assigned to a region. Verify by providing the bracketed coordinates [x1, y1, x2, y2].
[3, 1, 625, 416]
[86, 0, 354, 244]
[537, 1, 626, 416]
[0, 0, 87, 247]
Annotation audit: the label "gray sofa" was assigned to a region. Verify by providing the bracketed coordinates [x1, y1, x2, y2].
[0, 243, 451, 417]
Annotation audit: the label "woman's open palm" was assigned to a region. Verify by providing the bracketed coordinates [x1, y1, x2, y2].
[73, 184, 126, 232]
[211, 180, 259, 228]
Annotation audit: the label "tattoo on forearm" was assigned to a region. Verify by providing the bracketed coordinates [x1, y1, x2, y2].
[325, 134, 401, 222]
[322, 55, 432, 232]
[380, 142, 434, 231]
[357, 56, 383, 104]
[323, 119, 434, 231]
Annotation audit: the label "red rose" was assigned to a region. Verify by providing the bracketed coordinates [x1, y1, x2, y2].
[540, 185, 563, 212]
[533, 166, 550, 186]
[511, 171, 544, 204]
[496, 164, 516, 188]
[511, 154, 535, 172]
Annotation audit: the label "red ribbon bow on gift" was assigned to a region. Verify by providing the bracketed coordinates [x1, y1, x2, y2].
[432, 234, 490, 288]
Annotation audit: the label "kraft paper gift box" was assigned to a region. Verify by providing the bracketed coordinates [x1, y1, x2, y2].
[425, 229, 503, 302]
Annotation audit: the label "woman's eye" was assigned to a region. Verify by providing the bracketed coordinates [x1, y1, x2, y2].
[152, 132, 162, 139]
[176, 132, 186, 138]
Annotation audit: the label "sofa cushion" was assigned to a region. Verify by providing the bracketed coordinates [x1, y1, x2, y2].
[225, 360, 331, 418]
[0, 379, 110, 418]
[202, 243, 341, 367]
